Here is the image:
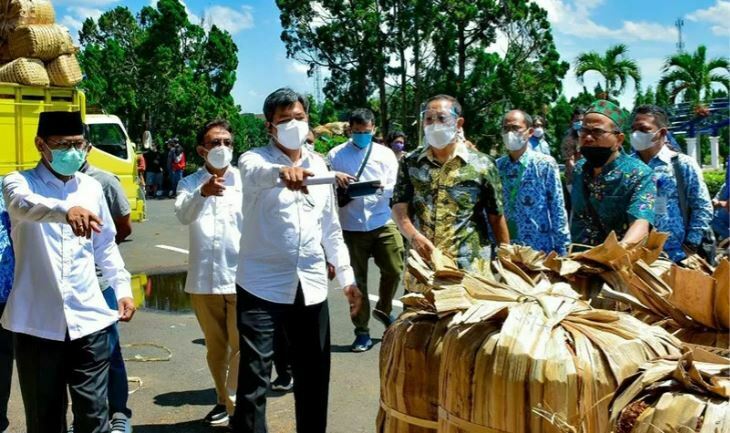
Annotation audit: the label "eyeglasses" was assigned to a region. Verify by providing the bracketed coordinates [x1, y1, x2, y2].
[421, 109, 457, 125]
[501, 125, 526, 134]
[207, 138, 233, 147]
[578, 127, 620, 139]
[45, 138, 88, 151]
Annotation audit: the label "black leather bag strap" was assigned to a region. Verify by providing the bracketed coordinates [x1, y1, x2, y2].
[354, 143, 373, 181]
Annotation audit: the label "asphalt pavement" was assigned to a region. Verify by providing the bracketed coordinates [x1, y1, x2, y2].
[5, 198, 398, 433]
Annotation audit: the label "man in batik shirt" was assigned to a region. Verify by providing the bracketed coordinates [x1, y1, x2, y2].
[570, 100, 656, 246]
[392, 94, 509, 273]
[497, 110, 570, 255]
[629, 105, 713, 262]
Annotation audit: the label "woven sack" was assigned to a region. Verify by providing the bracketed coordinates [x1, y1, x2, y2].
[46, 53, 81, 86]
[0, 57, 48, 85]
[0, 0, 55, 40]
[8, 24, 74, 61]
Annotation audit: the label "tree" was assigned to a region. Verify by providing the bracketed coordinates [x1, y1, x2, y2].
[658, 45, 730, 105]
[77, 0, 264, 164]
[277, 0, 568, 152]
[574, 44, 641, 98]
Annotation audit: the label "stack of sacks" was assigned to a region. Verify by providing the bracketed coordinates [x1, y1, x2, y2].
[0, 0, 82, 86]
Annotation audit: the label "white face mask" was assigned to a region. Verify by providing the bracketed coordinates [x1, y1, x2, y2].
[275, 120, 309, 150]
[206, 145, 232, 170]
[424, 123, 457, 149]
[631, 130, 659, 151]
[533, 127, 544, 138]
[502, 131, 527, 151]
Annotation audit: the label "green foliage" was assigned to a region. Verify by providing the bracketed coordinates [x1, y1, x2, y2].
[574, 44, 641, 98]
[277, 0, 568, 153]
[314, 135, 348, 155]
[704, 169, 726, 198]
[659, 45, 730, 105]
[77, 0, 266, 165]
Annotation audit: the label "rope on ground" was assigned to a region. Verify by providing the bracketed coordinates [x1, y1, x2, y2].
[121, 342, 172, 362]
[127, 376, 144, 395]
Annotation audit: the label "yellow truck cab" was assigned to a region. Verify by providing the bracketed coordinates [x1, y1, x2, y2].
[0, 83, 146, 221]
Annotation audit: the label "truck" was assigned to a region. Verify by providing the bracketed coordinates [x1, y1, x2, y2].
[0, 83, 146, 221]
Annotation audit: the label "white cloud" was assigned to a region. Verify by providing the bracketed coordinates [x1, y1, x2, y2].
[288, 62, 310, 75]
[59, 5, 104, 40]
[531, 0, 677, 42]
[204, 5, 254, 35]
[686, 1, 730, 37]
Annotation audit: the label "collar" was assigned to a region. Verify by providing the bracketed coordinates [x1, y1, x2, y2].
[417, 140, 469, 164]
[508, 147, 532, 166]
[654, 145, 675, 165]
[268, 141, 311, 166]
[36, 161, 78, 188]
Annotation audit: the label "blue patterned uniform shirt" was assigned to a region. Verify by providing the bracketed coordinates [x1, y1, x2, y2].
[0, 193, 14, 303]
[497, 148, 571, 255]
[632, 147, 713, 262]
[712, 179, 728, 240]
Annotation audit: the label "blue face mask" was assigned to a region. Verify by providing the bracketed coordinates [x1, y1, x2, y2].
[47, 147, 86, 176]
[572, 121, 583, 131]
[352, 132, 373, 149]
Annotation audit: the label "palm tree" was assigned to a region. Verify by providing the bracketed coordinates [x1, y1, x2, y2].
[659, 45, 730, 104]
[574, 44, 641, 98]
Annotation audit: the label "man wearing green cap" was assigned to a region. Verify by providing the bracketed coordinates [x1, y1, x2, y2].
[570, 100, 656, 247]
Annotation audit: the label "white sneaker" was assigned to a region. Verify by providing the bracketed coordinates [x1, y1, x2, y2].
[110, 413, 132, 433]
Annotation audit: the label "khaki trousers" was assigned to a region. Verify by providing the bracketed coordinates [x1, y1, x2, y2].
[191, 293, 240, 415]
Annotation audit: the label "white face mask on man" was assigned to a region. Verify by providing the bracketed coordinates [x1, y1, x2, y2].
[502, 131, 527, 151]
[424, 123, 457, 149]
[631, 130, 659, 152]
[206, 145, 233, 169]
[275, 119, 310, 150]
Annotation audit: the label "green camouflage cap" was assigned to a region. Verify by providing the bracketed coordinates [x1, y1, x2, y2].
[586, 99, 624, 130]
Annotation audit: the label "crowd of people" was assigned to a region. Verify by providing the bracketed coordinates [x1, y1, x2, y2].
[0, 88, 726, 433]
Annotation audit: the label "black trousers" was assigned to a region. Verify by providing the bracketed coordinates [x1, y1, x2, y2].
[233, 286, 330, 433]
[15, 327, 111, 433]
[0, 303, 13, 432]
[272, 323, 292, 380]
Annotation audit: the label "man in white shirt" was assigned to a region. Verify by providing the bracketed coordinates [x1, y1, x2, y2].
[175, 119, 242, 426]
[1, 111, 135, 433]
[327, 108, 403, 352]
[232, 88, 361, 433]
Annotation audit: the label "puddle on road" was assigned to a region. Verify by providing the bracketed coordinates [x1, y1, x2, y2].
[133, 271, 192, 313]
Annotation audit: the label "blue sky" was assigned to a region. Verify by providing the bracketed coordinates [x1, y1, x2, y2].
[56, 0, 729, 114]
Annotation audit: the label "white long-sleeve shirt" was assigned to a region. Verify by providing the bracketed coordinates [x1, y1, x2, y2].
[236, 143, 355, 306]
[1, 163, 132, 341]
[327, 140, 399, 232]
[175, 167, 242, 295]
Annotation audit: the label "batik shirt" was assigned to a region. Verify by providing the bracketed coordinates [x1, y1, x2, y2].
[497, 149, 570, 255]
[570, 152, 656, 246]
[393, 141, 503, 270]
[712, 181, 728, 240]
[632, 146, 713, 262]
[0, 192, 14, 303]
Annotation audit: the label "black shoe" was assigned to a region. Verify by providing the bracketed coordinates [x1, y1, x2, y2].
[373, 308, 396, 328]
[203, 404, 229, 425]
[271, 375, 294, 392]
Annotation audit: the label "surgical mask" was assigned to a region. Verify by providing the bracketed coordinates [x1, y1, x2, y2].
[533, 127, 544, 138]
[572, 121, 582, 131]
[206, 145, 232, 170]
[275, 120, 309, 150]
[424, 123, 457, 149]
[47, 146, 86, 176]
[581, 146, 615, 168]
[391, 141, 405, 152]
[352, 132, 373, 149]
[502, 131, 527, 151]
[631, 130, 658, 152]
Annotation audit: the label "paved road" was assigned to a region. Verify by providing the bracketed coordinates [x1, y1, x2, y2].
[6, 199, 399, 433]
